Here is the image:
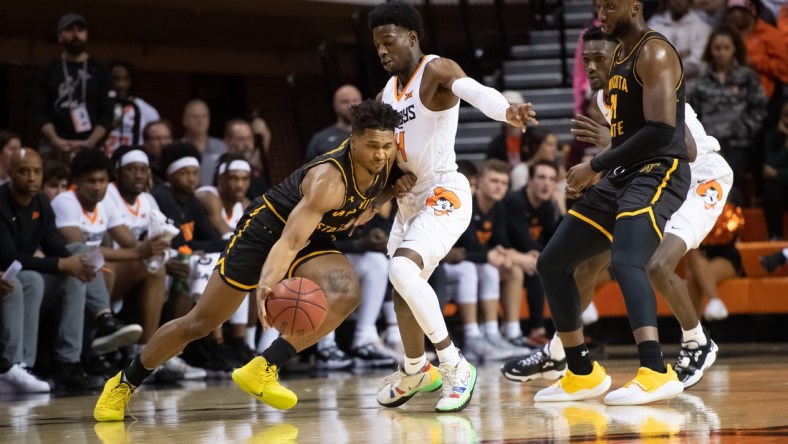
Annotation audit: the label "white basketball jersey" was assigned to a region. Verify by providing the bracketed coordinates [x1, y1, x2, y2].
[51, 190, 124, 247]
[381, 55, 460, 183]
[104, 182, 159, 241]
[595, 89, 719, 157]
[196, 185, 244, 227]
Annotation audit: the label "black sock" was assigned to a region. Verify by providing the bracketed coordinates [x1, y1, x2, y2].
[564, 344, 593, 375]
[261, 338, 297, 367]
[124, 354, 155, 387]
[638, 340, 665, 373]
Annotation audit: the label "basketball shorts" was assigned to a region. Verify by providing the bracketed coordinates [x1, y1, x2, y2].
[568, 157, 690, 242]
[216, 196, 341, 292]
[664, 152, 734, 250]
[387, 171, 472, 277]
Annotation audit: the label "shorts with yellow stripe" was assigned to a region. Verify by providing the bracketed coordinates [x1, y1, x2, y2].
[215, 196, 342, 292]
[568, 157, 690, 242]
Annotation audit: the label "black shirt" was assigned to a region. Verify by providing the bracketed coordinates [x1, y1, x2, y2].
[0, 184, 71, 273]
[503, 189, 558, 253]
[265, 140, 389, 243]
[305, 125, 351, 160]
[456, 199, 510, 264]
[608, 31, 686, 161]
[35, 56, 113, 141]
[152, 185, 226, 253]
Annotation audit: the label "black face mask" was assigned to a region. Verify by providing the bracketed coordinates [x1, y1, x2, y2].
[63, 39, 86, 56]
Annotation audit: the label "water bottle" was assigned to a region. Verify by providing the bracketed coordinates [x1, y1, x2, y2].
[170, 245, 192, 295]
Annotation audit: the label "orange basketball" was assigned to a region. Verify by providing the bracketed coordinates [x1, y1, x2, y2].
[265, 277, 327, 336]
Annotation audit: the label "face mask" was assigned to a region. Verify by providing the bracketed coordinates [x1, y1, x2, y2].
[64, 39, 86, 56]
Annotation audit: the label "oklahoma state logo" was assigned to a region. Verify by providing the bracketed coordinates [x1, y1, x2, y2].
[696, 180, 723, 210]
[425, 187, 461, 216]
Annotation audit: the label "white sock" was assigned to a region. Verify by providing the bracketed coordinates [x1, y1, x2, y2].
[246, 327, 256, 350]
[353, 325, 380, 349]
[547, 335, 565, 361]
[318, 331, 336, 351]
[464, 323, 482, 338]
[482, 321, 500, 337]
[783, 248, 788, 260]
[404, 354, 427, 374]
[256, 327, 280, 354]
[682, 323, 707, 346]
[436, 343, 462, 367]
[385, 325, 401, 342]
[383, 300, 397, 324]
[503, 321, 522, 339]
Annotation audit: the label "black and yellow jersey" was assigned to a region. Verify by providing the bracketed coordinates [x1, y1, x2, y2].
[263, 139, 390, 241]
[608, 30, 687, 161]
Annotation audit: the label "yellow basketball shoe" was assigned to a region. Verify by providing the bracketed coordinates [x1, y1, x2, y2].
[603, 365, 684, 406]
[232, 356, 298, 410]
[534, 361, 611, 402]
[93, 371, 135, 422]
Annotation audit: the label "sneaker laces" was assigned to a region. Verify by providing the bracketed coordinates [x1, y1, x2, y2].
[674, 342, 700, 372]
[382, 369, 405, 387]
[516, 350, 547, 368]
[439, 364, 461, 398]
[107, 378, 137, 420]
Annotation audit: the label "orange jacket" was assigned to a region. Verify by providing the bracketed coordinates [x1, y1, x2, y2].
[744, 19, 788, 98]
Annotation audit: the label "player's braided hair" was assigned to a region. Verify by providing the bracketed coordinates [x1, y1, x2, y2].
[350, 99, 403, 134]
[368, 0, 425, 40]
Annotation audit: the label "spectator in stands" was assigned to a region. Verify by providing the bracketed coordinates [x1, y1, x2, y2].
[41, 161, 70, 202]
[689, 26, 767, 185]
[224, 119, 269, 199]
[36, 14, 112, 161]
[509, 128, 562, 192]
[726, 0, 788, 99]
[0, 131, 21, 186]
[502, 160, 560, 346]
[446, 159, 532, 362]
[693, 0, 728, 27]
[305, 85, 362, 160]
[52, 149, 168, 359]
[195, 154, 257, 365]
[0, 148, 100, 390]
[143, 120, 173, 187]
[762, 99, 788, 239]
[573, 18, 601, 117]
[181, 100, 227, 186]
[685, 194, 745, 320]
[105, 145, 203, 381]
[103, 60, 160, 156]
[249, 108, 273, 186]
[153, 143, 231, 372]
[648, 0, 712, 80]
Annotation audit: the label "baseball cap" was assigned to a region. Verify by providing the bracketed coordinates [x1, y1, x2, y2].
[58, 13, 87, 32]
[501, 90, 525, 105]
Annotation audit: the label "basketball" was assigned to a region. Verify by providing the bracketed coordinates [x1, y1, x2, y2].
[265, 277, 328, 336]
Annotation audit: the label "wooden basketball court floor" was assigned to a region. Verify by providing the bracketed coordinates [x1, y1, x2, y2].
[2, 351, 788, 443]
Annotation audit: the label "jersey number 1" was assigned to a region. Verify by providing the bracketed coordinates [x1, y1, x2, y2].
[395, 131, 408, 162]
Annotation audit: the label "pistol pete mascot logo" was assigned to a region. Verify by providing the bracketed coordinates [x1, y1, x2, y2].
[426, 187, 461, 216]
[696, 180, 724, 210]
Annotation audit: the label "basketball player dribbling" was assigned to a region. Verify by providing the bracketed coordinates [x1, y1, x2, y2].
[94, 100, 411, 421]
[501, 25, 732, 390]
[530, 0, 692, 406]
[367, 1, 537, 413]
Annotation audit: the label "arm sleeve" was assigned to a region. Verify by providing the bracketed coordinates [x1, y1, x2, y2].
[451, 77, 510, 123]
[590, 121, 676, 172]
[50, 194, 82, 229]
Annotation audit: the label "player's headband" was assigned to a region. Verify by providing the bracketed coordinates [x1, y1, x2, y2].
[218, 159, 251, 175]
[166, 156, 200, 175]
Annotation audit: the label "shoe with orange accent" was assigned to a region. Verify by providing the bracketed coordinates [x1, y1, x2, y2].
[377, 362, 443, 408]
[603, 365, 684, 406]
[534, 361, 611, 402]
